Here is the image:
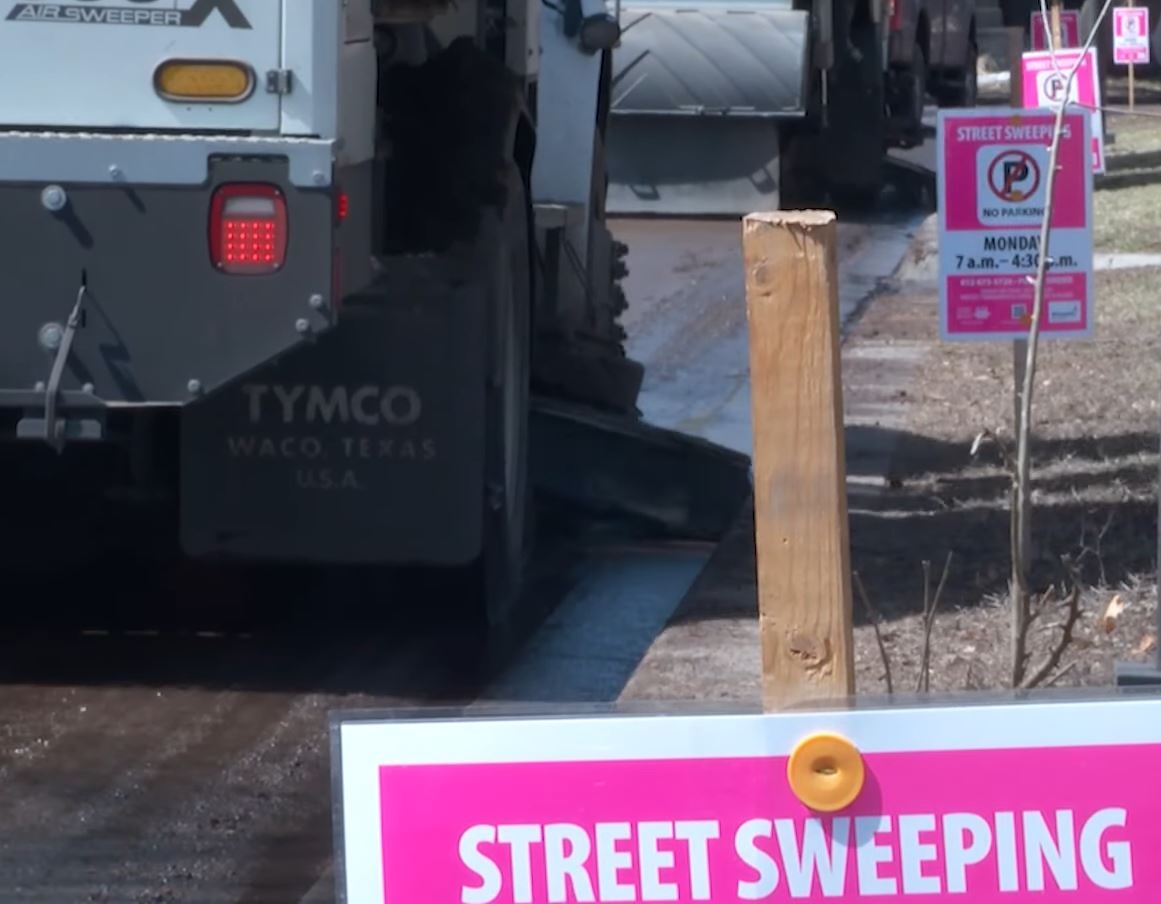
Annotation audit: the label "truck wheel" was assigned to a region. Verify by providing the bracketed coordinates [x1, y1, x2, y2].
[902, 40, 928, 143]
[455, 162, 533, 640]
[934, 37, 978, 107]
[825, 10, 887, 207]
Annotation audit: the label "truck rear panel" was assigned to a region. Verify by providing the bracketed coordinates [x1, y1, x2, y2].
[0, 154, 336, 415]
[0, 1, 284, 132]
[0, 0, 369, 428]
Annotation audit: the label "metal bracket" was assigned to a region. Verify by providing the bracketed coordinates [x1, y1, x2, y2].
[1115, 662, 1161, 687]
[18, 284, 105, 452]
[266, 69, 294, 95]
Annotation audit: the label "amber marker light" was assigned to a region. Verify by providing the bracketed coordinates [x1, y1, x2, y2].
[786, 731, 866, 812]
[154, 60, 255, 103]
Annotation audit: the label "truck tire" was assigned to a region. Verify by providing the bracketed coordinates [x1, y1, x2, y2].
[825, 6, 887, 208]
[889, 37, 927, 148]
[933, 36, 978, 107]
[454, 162, 533, 640]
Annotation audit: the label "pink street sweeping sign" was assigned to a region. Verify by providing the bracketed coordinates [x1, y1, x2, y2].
[936, 107, 1093, 341]
[332, 696, 1161, 902]
[1029, 10, 1080, 49]
[1021, 49, 1105, 173]
[1113, 7, 1150, 64]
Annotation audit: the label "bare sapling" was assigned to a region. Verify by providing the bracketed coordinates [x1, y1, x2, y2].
[854, 553, 952, 695]
[1002, 0, 1116, 688]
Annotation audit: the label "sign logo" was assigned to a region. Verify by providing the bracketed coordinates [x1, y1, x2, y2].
[6, 0, 252, 28]
[988, 150, 1041, 202]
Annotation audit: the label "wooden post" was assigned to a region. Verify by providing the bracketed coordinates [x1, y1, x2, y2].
[1121, 0, 1137, 111]
[1008, 26, 1024, 107]
[742, 210, 855, 711]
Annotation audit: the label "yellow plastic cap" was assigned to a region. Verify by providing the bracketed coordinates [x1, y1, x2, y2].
[786, 731, 866, 812]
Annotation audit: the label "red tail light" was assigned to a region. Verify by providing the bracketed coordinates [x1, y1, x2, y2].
[888, 0, 904, 31]
[209, 183, 288, 275]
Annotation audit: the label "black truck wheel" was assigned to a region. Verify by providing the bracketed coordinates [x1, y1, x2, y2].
[824, 3, 887, 208]
[887, 37, 928, 148]
[453, 162, 534, 642]
[933, 36, 978, 107]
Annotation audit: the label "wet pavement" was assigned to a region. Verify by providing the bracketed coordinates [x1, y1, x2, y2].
[0, 184, 934, 903]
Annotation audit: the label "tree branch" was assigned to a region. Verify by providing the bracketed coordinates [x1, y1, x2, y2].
[854, 570, 895, 695]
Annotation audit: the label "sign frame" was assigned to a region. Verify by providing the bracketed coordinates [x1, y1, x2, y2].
[330, 688, 1161, 903]
[1113, 6, 1150, 65]
[936, 105, 1094, 343]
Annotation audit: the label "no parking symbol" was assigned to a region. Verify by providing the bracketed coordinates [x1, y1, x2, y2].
[974, 144, 1047, 226]
[1036, 69, 1080, 106]
[987, 150, 1040, 202]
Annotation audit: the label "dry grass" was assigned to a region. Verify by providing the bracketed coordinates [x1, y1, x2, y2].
[1095, 111, 1161, 252]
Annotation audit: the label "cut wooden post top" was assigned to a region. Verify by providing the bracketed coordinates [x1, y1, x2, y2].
[743, 210, 837, 230]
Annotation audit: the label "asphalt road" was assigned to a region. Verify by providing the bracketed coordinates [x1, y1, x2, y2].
[0, 172, 933, 904]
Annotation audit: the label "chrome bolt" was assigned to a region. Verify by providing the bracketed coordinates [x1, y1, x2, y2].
[308, 294, 325, 311]
[312, 171, 327, 186]
[108, 165, 123, 181]
[41, 185, 67, 212]
[82, 383, 95, 394]
[187, 379, 202, 395]
[34, 381, 46, 392]
[295, 318, 310, 334]
[38, 322, 63, 351]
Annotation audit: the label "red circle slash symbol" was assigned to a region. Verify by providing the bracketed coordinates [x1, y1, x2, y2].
[987, 150, 1041, 202]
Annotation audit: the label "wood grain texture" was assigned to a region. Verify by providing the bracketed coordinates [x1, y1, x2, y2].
[741, 211, 855, 711]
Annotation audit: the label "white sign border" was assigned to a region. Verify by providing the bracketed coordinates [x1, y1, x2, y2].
[936, 104, 1095, 343]
[330, 689, 1161, 903]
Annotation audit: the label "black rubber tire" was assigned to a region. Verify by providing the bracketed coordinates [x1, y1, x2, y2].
[824, 8, 888, 208]
[934, 37, 978, 108]
[454, 163, 533, 642]
[908, 40, 928, 131]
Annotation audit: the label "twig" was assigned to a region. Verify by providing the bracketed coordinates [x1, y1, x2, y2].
[854, 571, 894, 695]
[1042, 661, 1079, 688]
[1021, 557, 1083, 689]
[971, 428, 1018, 475]
[916, 552, 953, 693]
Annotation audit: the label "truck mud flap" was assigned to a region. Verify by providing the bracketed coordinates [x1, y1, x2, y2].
[606, 3, 810, 216]
[179, 255, 488, 566]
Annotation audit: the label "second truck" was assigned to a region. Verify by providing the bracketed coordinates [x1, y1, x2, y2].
[605, 0, 979, 214]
